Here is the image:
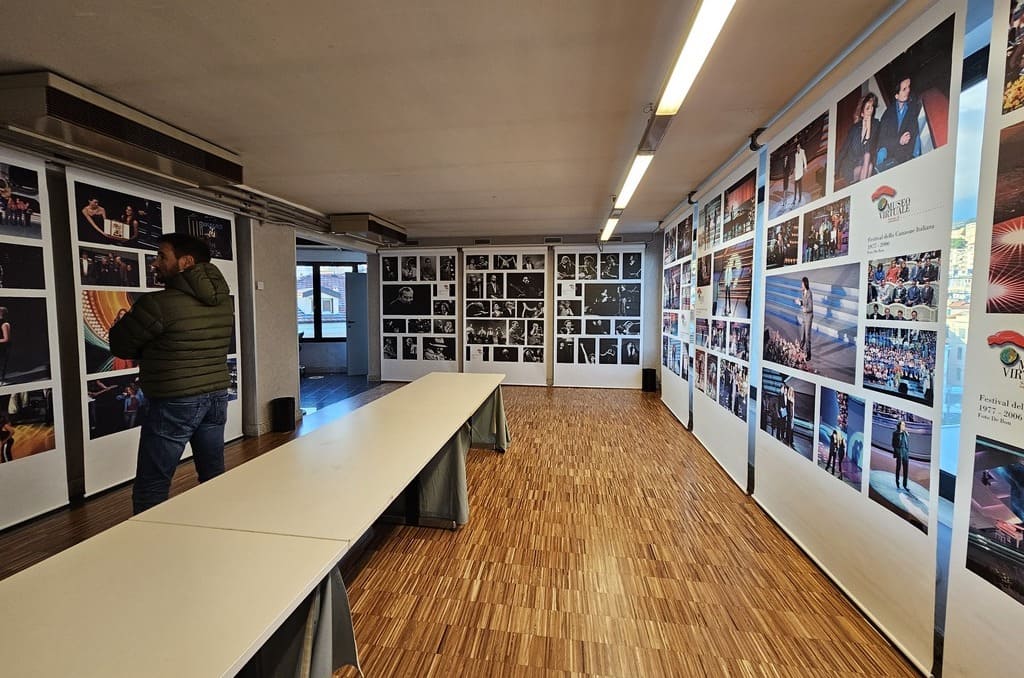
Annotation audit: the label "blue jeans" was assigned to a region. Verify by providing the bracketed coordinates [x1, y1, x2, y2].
[132, 390, 229, 515]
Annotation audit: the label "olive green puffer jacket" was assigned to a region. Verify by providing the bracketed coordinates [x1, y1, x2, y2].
[109, 262, 234, 398]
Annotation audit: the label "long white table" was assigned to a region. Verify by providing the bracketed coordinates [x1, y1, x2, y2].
[132, 372, 506, 541]
[0, 521, 349, 678]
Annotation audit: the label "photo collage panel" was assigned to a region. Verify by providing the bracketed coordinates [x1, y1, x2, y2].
[556, 250, 642, 367]
[465, 251, 545, 364]
[382, 253, 458, 362]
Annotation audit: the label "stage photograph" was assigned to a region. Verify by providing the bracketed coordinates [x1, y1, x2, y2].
[802, 197, 850, 264]
[0, 242, 46, 289]
[700, 196, 722, 250]
[817, 388, 866, 492]
[0, 389, 55, 463]
[862, 326, 937, 406]
[82, 290, 143, 374]
[382, 284, 432, 316]
[676, 214, 692, 261]
[767, 217, 800, 270]
[79, 246, 141, 288]
[833, 16, 954, 190]
[966, 435, 1024, 605]
[768, 112, 829, 219]
[74, 181, 162, 250]
[0, 297, 52, 385]
[868, 403, 933, 533]
[991, 120, 1024, 314]
[763, 262, 860, 384]
[760, 368, 816, 459]
[712, 238, 753, 319]
[865, 249, 942, 321]
[0, 162, 43, 240]
[722, 171, 756, 242]
[718, 359, 748, 422]
[695, 349, 707, 393]
[86, 373, 144, 440]
[174, 207, 233, 260]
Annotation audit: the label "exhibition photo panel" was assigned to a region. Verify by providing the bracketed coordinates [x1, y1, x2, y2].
[768, 112, 829, 220]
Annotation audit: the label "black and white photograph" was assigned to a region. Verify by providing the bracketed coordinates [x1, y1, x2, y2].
[0, 297, 51, 386]
[507, 320, 526, 345]
[615, 319, 641, 335]
[802, 197, 851, 263]
[492, 300, 517, 318]
[433, 299, 455, 316]
[768, 112, 829, 219]
[408, 319, 431, 333]
[401, 256, 418, 281]
[79, 247, 141, 288]
[466, 273, 483, 299]
[0, 243, 45, 289]
[600, 253, 620, 279]
[0, 162, 43, 240]
[834, 16, 955, 189]
[494, 253, 518, 270]
[383, 319, 406, 334]
[577, 338, 596, 364]
[423, 337, 456, 361]
[713, 238, 753, 319]
[522, 254, 545, 270]
[578, 254, 598, 280]
[227, 359, 238, 401]
[763, 262, 860, 384]
[523, 347, 543, 363]
[557, 300, 580, 317]
[382, 284, 432, 316]
[402, 336, 418, 359]
[433, 319, 456, 334]
[466, 319, 507, 344]
[677, 214, 693, 261]
[74, 181, 162, 250]
[557, 338, 574, 363]
[383, 336, 398, 359]
[486, 273, 504, 299]
[144, 254, 164, 288]
[868, 403, 932, 533]
[767, 217, 800, 270]
[419, 256, 437, 281]
[760, 369, 816, 460]
[174, 207, 233, 260]
[622, 338, 641, 365]
[557, 253, 576, 280]
[817, 388, 865, 492]
[439, 256, 456, 281]
[558, 319, 582, 335]
[518, 301, 543, 318]
[722, 171, 756, 242]
[866, 250, 941, 321]
[82, 290, 142, 374]
[966, 435, 1024, 604]
[493, 346, 519, 362]
[466, 254, 490, 270]
[86, 373, 143, 440]
[507, 273, 543, 298]
[586, 319, 611, 335]
[527, 321, 544, 345]
[465, 300, 490, 317]
[623, 251, 643, 279]
[584, 283, 640, 316]
[0, 389, 56, 462]
[382, 256, 398, 282]
[598, 338, 618, 364]
[862, 326, 937, 406]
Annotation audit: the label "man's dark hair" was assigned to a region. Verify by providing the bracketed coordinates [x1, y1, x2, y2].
[159, 233, 211, 263]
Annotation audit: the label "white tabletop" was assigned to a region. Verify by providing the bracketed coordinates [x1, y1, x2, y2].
[133, 372, 505, 542]
[0, 521, 349, 678]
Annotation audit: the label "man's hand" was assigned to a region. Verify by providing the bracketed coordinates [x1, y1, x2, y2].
[899, 131, 912, 146]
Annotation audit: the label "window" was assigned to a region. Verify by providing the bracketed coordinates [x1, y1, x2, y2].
[296, 263, 359, 341]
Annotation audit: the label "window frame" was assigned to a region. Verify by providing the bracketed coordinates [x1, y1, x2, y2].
[297, 262, 358, 343]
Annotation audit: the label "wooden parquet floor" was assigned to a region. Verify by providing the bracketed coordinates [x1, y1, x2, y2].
[337, 387, 919, 677]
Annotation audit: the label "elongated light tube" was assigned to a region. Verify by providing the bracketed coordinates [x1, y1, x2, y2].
[613, 153, 655, 209]
[600, 218, 619, 241]
[656, 0, 736, 115]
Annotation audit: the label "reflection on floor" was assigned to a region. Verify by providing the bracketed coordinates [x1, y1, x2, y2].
[300, 373, 376, 413]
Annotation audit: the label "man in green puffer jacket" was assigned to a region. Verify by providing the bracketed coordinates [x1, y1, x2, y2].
[109, 233, 235, 514]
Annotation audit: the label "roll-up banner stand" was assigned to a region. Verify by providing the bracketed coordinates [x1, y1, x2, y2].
[66, 169, 242, 495]
[553, 244, 644, 389]
[944, 1, 1024, 674]
[752, 3, 963, 670]
[380, 248, 459, 381]
[661, 211, 694, 421]
[463, 246, 548, 386]
[692, 161, 758, 489]
[0, 147, 68, 528]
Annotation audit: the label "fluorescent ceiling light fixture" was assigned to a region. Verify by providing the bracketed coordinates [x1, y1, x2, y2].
[613, 153, 654, 209]
[656, 0, 736, 115]
[600, 218, 619, 241]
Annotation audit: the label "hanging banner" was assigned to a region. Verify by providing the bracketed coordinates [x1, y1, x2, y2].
[0, 147, 68, 529]
[553, 245, 644, 388]
[463, 247, 548, 385]
[380, 249, 459, 381]
[944, 2, 1024, 675]
[752, 5, 961, 670]
[692, 163, 757, 488]
[661, 211, 693, 422]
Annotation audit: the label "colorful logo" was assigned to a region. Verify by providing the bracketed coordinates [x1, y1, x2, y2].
[871, 185, 911, 221]
[871, 185, 897, 211]
[988, 331, 1024, 370]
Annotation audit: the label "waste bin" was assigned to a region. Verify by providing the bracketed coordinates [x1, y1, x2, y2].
[642, 368, 657, 392]
[271, 397, 296, 432]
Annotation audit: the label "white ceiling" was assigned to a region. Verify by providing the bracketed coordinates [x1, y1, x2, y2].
[0, 1, 932, 239]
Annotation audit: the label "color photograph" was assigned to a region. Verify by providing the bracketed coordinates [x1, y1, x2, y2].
[767, 217, 800, 270]
[662, 312, 679, 337]
[866, 249, 941, 321]
[705, 353, 719, 402]
[0, 298, 50, 385]
[82, 290, 143, 374]
[862, 326, 937, 406]
[86, 373, 144, 439]
[664, 223, 677, 263]
[712, 238, 753, 319]
[79, 246, 141, 288]
[676, 214, 693, 261]
[1005, 2, 1024, 113]
[817, 388, 866, 492]
[763, 262, 860, 384]
[144, 254, 163, 288]
[174, 207, 233, 260]
[990, 120, 1024, 314]
[966, 435, 1024, 605]
[74, 181, 162, 250]
[0, 389, 55, 462]
[699, 195, 722, 250]
[833, 16, 954, 190]
[0, 242, 45, 289]
[722, 171, 756, 242]
[695, 349, 707, 393]
[868, 403, 932, 533]
[802, 197, 850, 264]
[663, 266, 681, 310]
[760, 369, 815, 459]
[718, 359, 748, 422]
[695, 318, 709, 347]
[768, 112, 829, 219]
[727, 322, 750, 361]
[0, 162, 43, 240]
